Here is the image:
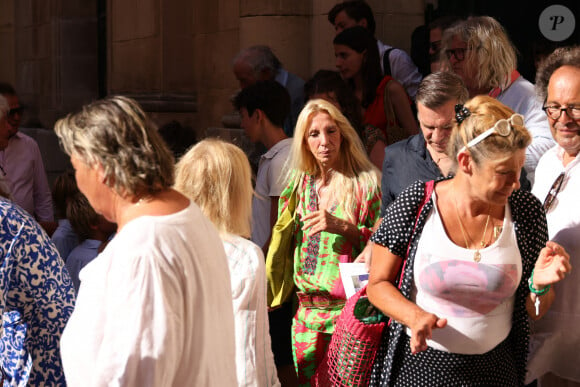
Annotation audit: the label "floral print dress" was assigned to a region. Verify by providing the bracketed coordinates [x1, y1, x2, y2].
[279, 174, 380, 385]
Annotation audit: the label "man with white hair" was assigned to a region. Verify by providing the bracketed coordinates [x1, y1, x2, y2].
[232, 45, 304, 136]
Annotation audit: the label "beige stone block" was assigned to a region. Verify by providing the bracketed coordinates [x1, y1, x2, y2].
[197, 29, 240, 90]
[16, 26, 34, 59]
[310, 14, 336, 75]
[162, 0, 193, 37]
[109, 38, 162, 92]
[380, 0, 424, 14]
[312, 0, 341, 16]
[218, 0, 239, 31]
[58, 55, 98, 99]
[18, 59, 40, 96]
[0, 31, 15, 82]
[35, 0, 51, 24]
[58, 0, 98, 19]
[58, 19, 98, 56]
[163, 35, 195, 92]
[193, 0, 238, 33]
[239, 15, 310, 80]
[193, 0, 219, 34]
[196, 87, 239, 135]
[16, 0, 34, 27]
[379, 13, 424, 53]
[110, 0, 159, 41]
[37, 22, 52, 59]
[240, 0, 310, 16]
[0, 0, 15, 27]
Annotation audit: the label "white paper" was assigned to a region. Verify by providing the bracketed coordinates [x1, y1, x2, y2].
[339, 262, 369, 299]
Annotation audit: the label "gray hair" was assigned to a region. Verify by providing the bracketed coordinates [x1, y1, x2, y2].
[233, 45, 282, 79]
[416, 71, 469, 109]
[441, 16, 517, 91]
[535, 45, 580, 102]
[54, 95, 175, 199]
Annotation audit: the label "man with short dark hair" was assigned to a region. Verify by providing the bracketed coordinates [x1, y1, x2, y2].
[232, 45, 304, 136]
[233, 80, 296, 386]
[0, 83, 54, 227]
[380, 71, 468, 212]
[328, 0, 422, 99]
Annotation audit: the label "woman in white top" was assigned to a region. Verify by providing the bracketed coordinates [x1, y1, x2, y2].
[175, 138, 280, 387]
[367, 96, 571, 386]
[55, 96, 237, 387]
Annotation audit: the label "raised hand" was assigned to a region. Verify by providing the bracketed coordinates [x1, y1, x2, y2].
[533, 241, 572, 288]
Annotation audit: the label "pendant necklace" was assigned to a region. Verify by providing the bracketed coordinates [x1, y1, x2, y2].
[453, 198, 491, 263]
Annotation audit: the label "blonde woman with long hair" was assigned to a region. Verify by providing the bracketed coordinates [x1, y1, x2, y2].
[174, 139, 280, 387]
[278, 99, 381, 385]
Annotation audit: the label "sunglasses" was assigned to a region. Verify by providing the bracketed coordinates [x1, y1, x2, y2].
[543, 172, 565, 211]
[459, 113, 524, 153]
[445, 47, 473, 62]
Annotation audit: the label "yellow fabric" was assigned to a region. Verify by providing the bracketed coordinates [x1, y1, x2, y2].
[266, 188, 296, 308]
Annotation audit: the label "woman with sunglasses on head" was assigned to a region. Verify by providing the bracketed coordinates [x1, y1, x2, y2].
[367, 95, 571, 386]
[440, 16, 554, 185]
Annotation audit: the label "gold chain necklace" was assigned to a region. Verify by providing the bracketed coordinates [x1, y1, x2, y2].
[453, 197, 491, 262]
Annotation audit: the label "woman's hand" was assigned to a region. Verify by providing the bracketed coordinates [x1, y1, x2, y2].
[302, 210, 346, 236]
[302, 210, 363, 245]
[409, 310, 447, 354]
[533, 241, 572, 288]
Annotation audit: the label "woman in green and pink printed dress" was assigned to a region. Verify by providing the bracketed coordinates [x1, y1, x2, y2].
[280, 99, 381, 385]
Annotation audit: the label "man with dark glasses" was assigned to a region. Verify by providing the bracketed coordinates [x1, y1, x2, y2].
[526, 46, 580, 387]
[0, 83, 54, 227]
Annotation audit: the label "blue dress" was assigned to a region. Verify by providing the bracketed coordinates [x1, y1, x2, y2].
[0, 198, 76, 386]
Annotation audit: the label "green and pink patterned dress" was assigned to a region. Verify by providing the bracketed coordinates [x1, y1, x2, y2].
[279, 174, 381, 385]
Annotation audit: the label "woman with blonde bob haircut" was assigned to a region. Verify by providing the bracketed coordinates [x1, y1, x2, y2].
[277, 98, 381, 385]
[368, 96, 571, 386]
[54, 96, 237, 386]
[175, 138, 280, 387]
[440, 16, 554, 181]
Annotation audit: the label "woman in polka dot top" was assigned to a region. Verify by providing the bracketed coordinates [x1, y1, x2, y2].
[367, 96, 571, 386]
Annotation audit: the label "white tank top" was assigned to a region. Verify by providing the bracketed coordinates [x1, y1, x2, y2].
[406, 192, 522, 354]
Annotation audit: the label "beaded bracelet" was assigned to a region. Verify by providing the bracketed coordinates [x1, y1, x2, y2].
[528, 269, 551, 296]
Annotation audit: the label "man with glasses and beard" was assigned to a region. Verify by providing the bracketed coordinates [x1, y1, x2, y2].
[526, 46, 580, 387]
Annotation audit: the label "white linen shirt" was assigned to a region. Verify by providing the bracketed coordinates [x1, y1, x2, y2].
[222, 234, 280, 387]
[60, 201, 237, 387]
[527, 146, 580, 383]
[497, 76, 555, 185]
[251, 138, 292, 249]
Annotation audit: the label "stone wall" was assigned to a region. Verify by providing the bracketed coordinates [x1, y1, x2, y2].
[0, 0, 426, 136]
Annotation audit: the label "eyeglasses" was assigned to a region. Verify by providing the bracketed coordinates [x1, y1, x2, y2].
[542, 104, 580, 120]
[543, 172, 565, 211]
[445, 47, 472, 61]
[459, 113, 524, 152]
[7, 107, 23, 117]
